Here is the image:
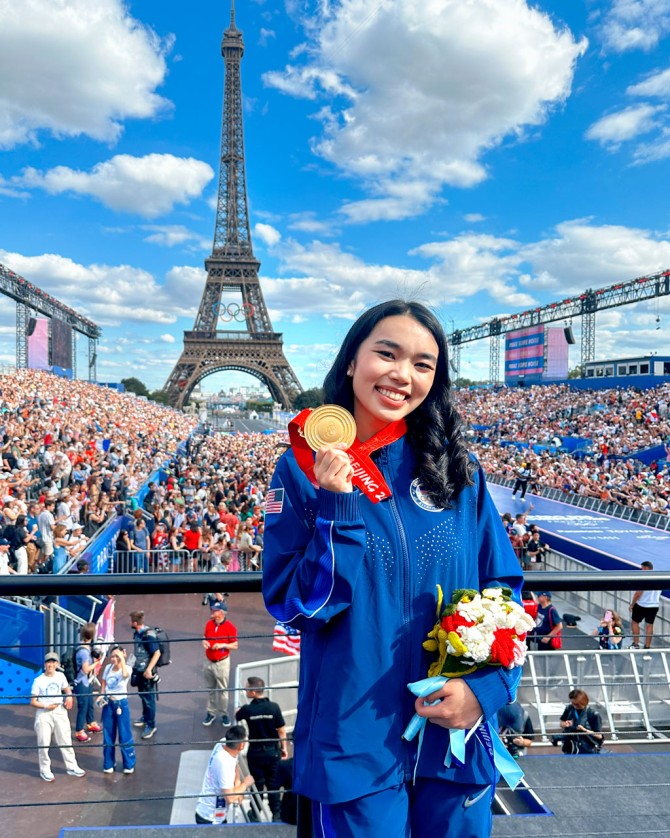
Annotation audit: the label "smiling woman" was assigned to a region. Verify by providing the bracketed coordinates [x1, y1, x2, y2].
[346, 316, 439, 442]
[263, 299, 524, 838]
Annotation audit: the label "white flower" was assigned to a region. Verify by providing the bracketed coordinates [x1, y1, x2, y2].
[513, 609, 536, 634]
[511, 638, 527, 667]
[456, 594, 484, 623]
[458, 624, 494, 663]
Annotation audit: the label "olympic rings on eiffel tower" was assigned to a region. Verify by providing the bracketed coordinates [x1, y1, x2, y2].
[211, 302, 255, 323]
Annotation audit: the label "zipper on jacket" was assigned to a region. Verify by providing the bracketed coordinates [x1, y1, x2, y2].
[378, 446, 415, 779]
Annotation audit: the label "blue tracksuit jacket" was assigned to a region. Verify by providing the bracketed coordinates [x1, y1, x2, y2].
[263, 435, 523, 804]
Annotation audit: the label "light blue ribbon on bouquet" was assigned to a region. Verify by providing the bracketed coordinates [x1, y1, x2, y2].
[402, 676, 524, 790]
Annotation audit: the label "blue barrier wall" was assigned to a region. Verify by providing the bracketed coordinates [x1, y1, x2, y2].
[133, 467, 169, 509]
[0, 657, 40, 704]
[0, 599, 44, 668]
[0, 599, 44, 704]
[630, 444, 667, 466]
[562, 375, 669, 392]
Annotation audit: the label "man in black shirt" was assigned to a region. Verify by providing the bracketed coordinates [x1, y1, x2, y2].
[235, 676, 287, 822]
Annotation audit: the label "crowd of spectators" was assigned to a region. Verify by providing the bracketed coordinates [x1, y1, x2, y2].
[0, 369, 195, 574]
[2, 369, 670, 577]
[113, 430, 283, 574]
[458, 382, 670, 515]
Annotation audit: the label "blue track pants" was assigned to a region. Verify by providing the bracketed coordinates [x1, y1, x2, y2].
[312, 779, 493, 838]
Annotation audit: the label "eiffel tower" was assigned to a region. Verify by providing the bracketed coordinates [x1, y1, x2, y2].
[164, 3, 302, 410]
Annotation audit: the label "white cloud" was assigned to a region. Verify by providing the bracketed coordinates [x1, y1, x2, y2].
[160, 334, 176, 343]
[263, 65, 357, 100]
[261, 219, 670, 329]
[287, 212, 335, 235]
[519, 220, 670, 292]
[18, 154, 214, 218]
[632, 133, 670, 163]
[259, 28, 276, 47]
[0, 174, 28, 198]
[585, 103, 666, 147]
[411, 234, 534, 308]
[627, 66, 670, 98]
[0, 249, 204, 326]
[141, 224, 209, 249]
[601, 0, 670, 53]
[265, 0, 586, 221]
[253, 222, 282, 246]
[464, 213, 486, 223]
[0, 0, 172, 149]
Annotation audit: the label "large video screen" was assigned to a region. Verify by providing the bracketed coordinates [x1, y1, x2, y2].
[27, 316, 50, 370]
[504, 325, 545, 384]
[51, 317, 73, 370]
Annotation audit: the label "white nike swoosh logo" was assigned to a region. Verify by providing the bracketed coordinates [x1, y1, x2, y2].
[464, 786, 491, 808]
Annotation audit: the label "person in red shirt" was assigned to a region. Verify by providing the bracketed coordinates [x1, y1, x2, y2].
[183, 521, 202, 571]
[219, 505, 240, 541]
[202, 603, 238, 728]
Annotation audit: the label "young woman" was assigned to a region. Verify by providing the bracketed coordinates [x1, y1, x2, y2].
[263, 300, 523, 838]
[98, 646, 136, 774]
[73, 622, 102, 742]
[593, 608, 624, 650]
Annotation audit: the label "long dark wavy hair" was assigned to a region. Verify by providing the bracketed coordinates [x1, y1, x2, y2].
[323, 300, 475, 507]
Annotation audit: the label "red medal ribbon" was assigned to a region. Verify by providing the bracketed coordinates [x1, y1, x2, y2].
[288, 409, 407, 503]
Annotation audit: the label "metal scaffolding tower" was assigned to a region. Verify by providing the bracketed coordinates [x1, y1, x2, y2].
[0, 262, 101, 380]
[447, 268, 670, 379]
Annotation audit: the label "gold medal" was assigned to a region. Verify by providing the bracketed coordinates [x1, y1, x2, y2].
[303, 405, 357, 451]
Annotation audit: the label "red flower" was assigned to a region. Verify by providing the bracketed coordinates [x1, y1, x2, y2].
[489, 628, 518, 667]
[440, 612, 475, 634]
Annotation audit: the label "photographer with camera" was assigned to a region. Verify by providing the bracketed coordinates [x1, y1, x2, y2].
[129, 610, 161, 740]
[555, 689, 603, 754]
[73, 622, 103, 743]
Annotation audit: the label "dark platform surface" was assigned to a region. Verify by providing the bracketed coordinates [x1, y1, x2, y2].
[0, 591, 281, 838]
[54, 753, 670, 836]
[492, 751, 670, 836]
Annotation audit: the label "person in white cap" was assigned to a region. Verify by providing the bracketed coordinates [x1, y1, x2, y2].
[30, 651, 86, 782]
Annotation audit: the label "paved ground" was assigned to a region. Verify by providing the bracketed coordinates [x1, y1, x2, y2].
[0, 590, 279, 838]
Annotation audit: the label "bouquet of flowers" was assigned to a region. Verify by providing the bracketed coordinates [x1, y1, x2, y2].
[423, 585, 535, 678]
[403, 585, 535, 790]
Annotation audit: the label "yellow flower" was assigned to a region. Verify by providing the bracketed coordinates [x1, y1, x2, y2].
[447, 631, 468, 657]
[435, 585, 444, 617]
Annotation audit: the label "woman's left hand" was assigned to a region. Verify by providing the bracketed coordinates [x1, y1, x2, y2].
[414, 678, 483, 730]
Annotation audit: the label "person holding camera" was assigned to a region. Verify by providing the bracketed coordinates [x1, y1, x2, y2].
[98, 646, 136, 774]
[73, 622, 103, 742]
[556, 689, 603, 754]
[592, 609, 623, 650]
[129, 610, 160, 740]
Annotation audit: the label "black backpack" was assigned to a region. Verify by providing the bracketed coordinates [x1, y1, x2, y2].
[61, 645, 84, 686]
[145, 627, 171, 667]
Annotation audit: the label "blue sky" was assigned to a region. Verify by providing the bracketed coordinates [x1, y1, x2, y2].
[1, 0, 670, 393]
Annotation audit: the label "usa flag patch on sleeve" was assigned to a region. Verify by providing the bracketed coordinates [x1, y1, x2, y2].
[265, 488, 284, 514]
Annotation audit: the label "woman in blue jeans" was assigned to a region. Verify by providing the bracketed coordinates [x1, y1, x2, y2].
[98, 646, 136, 774]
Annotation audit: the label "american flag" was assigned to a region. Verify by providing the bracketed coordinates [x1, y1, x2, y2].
[272, 621, 301, 657]
[265, 488, 284, 515]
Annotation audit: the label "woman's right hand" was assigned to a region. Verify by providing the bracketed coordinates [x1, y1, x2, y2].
[314, 444, 354, 493]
